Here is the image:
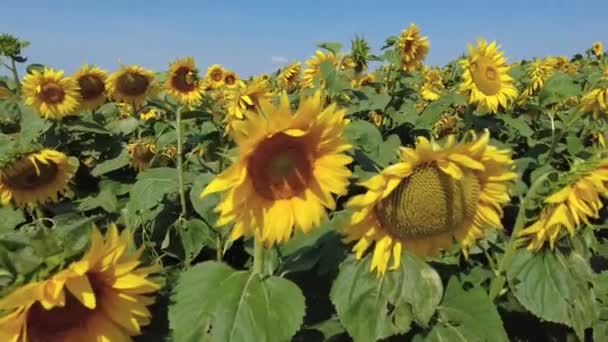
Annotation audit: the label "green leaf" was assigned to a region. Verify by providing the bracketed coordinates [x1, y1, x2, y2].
[77, 187, 118, 213]
[179, 219, 215, 264]
[0, 207, 24, 234]
[538, 72, 581, 107]
[566, 135, 583, 155]
[169, 261, 305, 342]
[65, 118, 111, 135]
[500, 115, 534, 137]
[189, 173, 220, 225]
[91, 149, 130, 176]
[415, 277, 509, 342]
[330, 253, 443, 342]
[507, 248, 599, 339]
[316, 42, 342, 55]
[129, 167, 181, 212]
[108, 117, 139, 136]
[415, 92, 466, 129]
[18, 103, 50, 143]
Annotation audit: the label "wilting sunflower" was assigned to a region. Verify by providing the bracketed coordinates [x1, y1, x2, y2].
[420, 66, 445, 101]
[0, 224, 162, 341]
[106, 65, 156, 108]
[127, 139, 156, 172]
[593, 41, 604, 58]
[302, 50, 339, 88]
[165, 57, 205, 106]
[580, 87, 608, 120]
[460, 40, 518, 113]
[21, 67, 80, 119]
[432, 113, 463, 139]
[341, 130, 516, 275]
[351, 73, 375, 88]
[205, 64, 227, 89]
[73, 64, 108, 110]
[226, 78, 272, 120]
[0, 149, 75, 207]
[223, 70, 239, 89]
[201, 91, 352, 246]
[519, 158, 608, 250]
[278, 61, 302, 92]
[396, 23, 430, 72]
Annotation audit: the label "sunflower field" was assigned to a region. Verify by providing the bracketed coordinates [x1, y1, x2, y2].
[0, 25, 607, 341]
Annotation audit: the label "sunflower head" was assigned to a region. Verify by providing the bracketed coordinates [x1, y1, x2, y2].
[278, 62, 302, 92]
[341, 130, 516, 275]
[73, 64, 108, 111]
[432, 112, 463, 139]
[0, 149, 76, 207]
[127, 138, 156, 172]
[21, 67, 81, 119]
[302, 50, 339, 88]
[459, 39, 518, 114]
[420, 66, 445, 101]
[351, 35, 371, 72]
[226, 78, 272, 120]
[139, 106, 161, 121]
[351, 73, 375, 88]
[580, 88, 608, 120]
[106, 65, 156, 108]
[205, 64, 227, 89]
[396, 23, 430, 72]
[341, 55, 356, 71]
[201, 91, 353, 246]
[165, 57, 204, 106]
[223, 70, 239, 89]
[593, 41, 604, 58]
[523, 59, 555, 96]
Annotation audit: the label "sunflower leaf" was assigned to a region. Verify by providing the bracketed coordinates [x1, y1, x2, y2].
[169, 261, 306, 342]
[90, 149, 130, 177]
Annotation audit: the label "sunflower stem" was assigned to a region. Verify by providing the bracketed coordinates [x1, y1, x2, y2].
[252, 235, 264, 275]
[10, 58, 21, 95]
[175, 106, 188, 219]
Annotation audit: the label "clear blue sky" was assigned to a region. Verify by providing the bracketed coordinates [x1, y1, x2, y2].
[2, 0, 607, 78]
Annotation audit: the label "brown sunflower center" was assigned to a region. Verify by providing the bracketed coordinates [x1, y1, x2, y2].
[1, 157, 59, 190]
[133, 143, 155, 163]
[211, 70, 223, 82]
[39, 83, 66, 104]
[225, 74, 236, 85]
[78, 74, 105, 100]
[375, 164, 481, 240]
[471, 56, 502, 95]
[248, 132, 313, 200]
[117, 72, 150, 96]
[172, 66, 197, 92]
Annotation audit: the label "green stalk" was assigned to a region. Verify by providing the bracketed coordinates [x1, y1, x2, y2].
[175, 106, 187, 219]
[9, 58, 21, 95]
[252, 235, 264, 275]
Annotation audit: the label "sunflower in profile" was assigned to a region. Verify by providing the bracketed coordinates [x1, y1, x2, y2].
[341, 130, 516, 275]
[396, 23, 430, 72]
[73, 64, 108, 111]
[460, 40, 518, 113]
[432, 113, 463, 139]
[519, 158, 608, 250]
[302, 50, 339, 88]
[127, 138, 156, 172]
[521, 59, 555, 98]
[226, 78, 272, 120]
[21, 67, 80, 119]
[201, 91, 353, 246]
[106, 65, 156, 108]
[0, 224, 162, 341]
[278, 61, 302, 92]
[165, 57, 205, 106]
[0, 149, 75, 207]
[420, 66, 445, 101]
[351, 73, 375, 88]
[593, 41, 604, 58]
[580, 87, 608, 120]
[205, 64, 227, 89]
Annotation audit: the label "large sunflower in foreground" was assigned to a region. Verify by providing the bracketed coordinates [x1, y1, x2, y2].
[106, 65, 156, 108]
[518, 158, 608, 250]
[0, 149, 75, 207]
[0, 224, 162, 341]
[580, 87, 608, 120]
[302, 50, 339, 88]
[201, 91, 353, 246]
[396, 23, 430, 72]
[342, 130, 517, 275]
[21, 68, 80, 119]
[127, 138, 157, 172]
[165, 57, 205, 106]
[72, 64, 108, 111]
[460, 40, 518, 113]
[278, 61, 302, 92]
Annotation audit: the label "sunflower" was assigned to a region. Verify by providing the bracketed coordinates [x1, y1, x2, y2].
[201, 91, 352, 246]
[127, 139, 156, 172]
[0, 224, 162, 341]
[223, 70, 239, 89]
[351, 73, 375, 88]
[593, 41, 604, 58]
[302, 50, 339, 88]
[205, 64, 227, 89]
[341, 55, 356, 70]
[0, 149, 75, 207]
[420, 66, 445, 101]
[106, 65, 156, 108]
[550, 56, 578, 75]
[165, 57, 205, 106]
[519, 158, 608, 250]
[21, 67, 80, 119]
[580, 87, 608, 120]
[139, 107, 159, 121]
[396, 23, 430, 72]
[521, 59, 555, 97]
[432, 113, 463, 139]
[341, 130, 516, 275]
[370, 110, 384, 127]
[72, 64, 108, 110]
[226, 78, 272, 120]
[278, 61, 302, 92]
[460, 40, 518, 113]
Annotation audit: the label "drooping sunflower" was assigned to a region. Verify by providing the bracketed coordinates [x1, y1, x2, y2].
[201, 91, 353, 246]
[302, 50, 339, 88]
[460, 40, 518, 113]
[127, 139, 156, 172]
[341, 130, 517, 275]
[396, 23, 430, 72]
[223, 70, 239, 89]
[72, 64, 108, 111]
[106, 65, 156, 108]
[0, 224, 162, 341]
[278, 61, 302, 92]
[593, 41, 604, 58]
[0, 149, 75, 207]
[518, 158, 608, 250]
[521, 59, 555, 98]
[21, 67, 81, 119]
[165, 57, 205, 106]
[420, 66, 445, 101]
[205, 64, 227, 89]
[226, 78, 272, 120]
[580, 87, 608, 120]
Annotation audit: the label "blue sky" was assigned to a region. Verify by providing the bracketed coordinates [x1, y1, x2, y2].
[2, 1, 607, 78]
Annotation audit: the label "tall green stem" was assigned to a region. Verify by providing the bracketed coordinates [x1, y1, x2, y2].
[253, 234, 264, 275]
[175, 106, 187, 219]
[10, 58, 20, 95]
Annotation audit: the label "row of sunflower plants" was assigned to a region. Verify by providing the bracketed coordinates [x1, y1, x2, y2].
[0, 26, 607, 341]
